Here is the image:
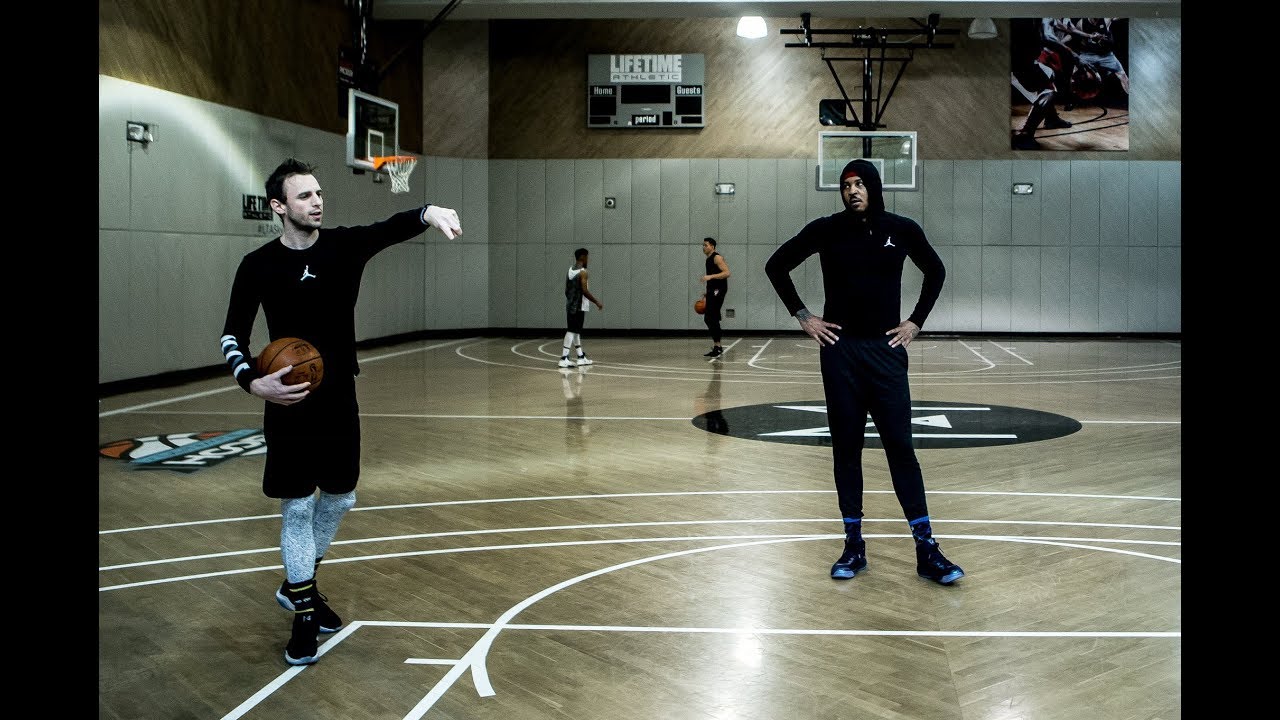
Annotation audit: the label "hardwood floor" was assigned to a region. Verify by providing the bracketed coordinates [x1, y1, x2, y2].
[99, 334, 1180, 720]
[1010, 101, 1130, 151]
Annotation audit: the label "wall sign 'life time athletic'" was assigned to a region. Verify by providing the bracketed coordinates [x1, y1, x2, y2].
[587, 53, 705, 128]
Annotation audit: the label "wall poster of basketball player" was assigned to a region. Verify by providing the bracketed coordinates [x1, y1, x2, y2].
[1010, 18, 1130, 151]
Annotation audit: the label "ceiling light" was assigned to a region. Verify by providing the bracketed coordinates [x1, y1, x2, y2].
[737, 16, 767, 39]
[967, 17, 997, 40]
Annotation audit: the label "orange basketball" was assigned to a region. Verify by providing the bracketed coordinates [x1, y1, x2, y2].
[256, 337, 324, 391]
[694, 298, 707, 315]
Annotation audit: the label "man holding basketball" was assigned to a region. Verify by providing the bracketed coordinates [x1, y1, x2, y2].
[699, 237, 731, 358]
[765, 158, 963, 586]
[219, 158, 462, 666]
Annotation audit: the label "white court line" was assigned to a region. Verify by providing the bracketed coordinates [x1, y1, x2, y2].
[747, 337, 775, 369]
[99, 387, 239, 418]
[463, 339, 815, 382]
[906, 362, 1181, 378]
[100, 517, 1180, 570]
[964, 360, 1180, 377]
[495, 623, 1180, 638]
[98, 337, 476, 418]
[366, 413, 692, 420]
[1081, 420, 1182, 424]
[102, 338, 1178, 416]
[517, 338, 754, 376]
[403, 538, 822, 718]
[361, 339, 479, 362]
[100, 526, 1181, 574]
[400, 534, 1178, 720]
[99, 488, 1182, 535]
[752, 341, 1164, 377]
[708, 337, 743, 362]
[100, 531, 1181, 593]
[117, 410, 691, 420]
[956, 340, 998, 369]
[911, 375, 1181, 387]
[446, 337, 1177, 385]
[313, 619, 1182, 637]
[989, 341, 1035, 365]
[220, 622, 360, 720]
[761, 429, 1018, 439]
[222, 615, 1180, 720]
[118, 411, 1180, 425]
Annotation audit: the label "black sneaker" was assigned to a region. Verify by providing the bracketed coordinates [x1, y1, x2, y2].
[1043, 116, 1073, 129]
[1012, 133, 1041, 150]
[916, 539, 964, 585]
[704, 347, 722, 357]
[830, 538, 867, 579]
[284, 610, 319, 665]
[278, 581, 343, 633]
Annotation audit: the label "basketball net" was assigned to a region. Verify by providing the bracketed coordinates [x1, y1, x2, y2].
[373, 155, 418, 194]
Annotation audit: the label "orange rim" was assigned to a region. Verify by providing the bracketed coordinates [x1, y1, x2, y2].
[371, 155, 417, 170]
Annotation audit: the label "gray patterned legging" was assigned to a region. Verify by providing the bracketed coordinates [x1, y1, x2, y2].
[280, 490, 357, 582]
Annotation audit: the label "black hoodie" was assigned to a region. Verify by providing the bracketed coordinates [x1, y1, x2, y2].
[765, 159, 946, 337]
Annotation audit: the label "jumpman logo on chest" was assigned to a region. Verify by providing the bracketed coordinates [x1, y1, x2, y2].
[300, 265, 317, 281]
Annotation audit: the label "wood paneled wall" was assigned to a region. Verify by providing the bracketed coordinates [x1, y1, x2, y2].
[99, 7, 1179, 162]
[422, 21, 490, 158]
[486, 16, 1180, 161]
[99, 0, 425, 152]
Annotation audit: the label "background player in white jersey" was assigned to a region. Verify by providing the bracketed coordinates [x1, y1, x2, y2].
[560, 247, 604, 367]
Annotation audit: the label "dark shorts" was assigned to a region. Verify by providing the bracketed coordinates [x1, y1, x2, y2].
[566, 310, 585, 332]
[704, 285, 727, 320]
[262, 379, 360, 499]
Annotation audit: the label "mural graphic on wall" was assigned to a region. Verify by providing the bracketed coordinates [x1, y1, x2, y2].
[1010, 18, 1130, 151]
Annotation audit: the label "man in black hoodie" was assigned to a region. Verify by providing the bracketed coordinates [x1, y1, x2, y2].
[765, 159, 964, 585]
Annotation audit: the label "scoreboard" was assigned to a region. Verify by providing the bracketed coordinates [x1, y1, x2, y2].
[587, 54, 705, 129]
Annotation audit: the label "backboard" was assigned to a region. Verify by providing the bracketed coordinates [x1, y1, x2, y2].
[817, 131, 918, 191]
[346, 89, 400, 172]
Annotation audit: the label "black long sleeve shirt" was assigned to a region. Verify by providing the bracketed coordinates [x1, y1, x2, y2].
[221, 208, 430, 391]
[765, 209, 945, 338]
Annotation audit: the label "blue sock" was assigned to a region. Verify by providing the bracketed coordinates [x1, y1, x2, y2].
[909, 515, 933, 543]
[843, 517, 862, 542]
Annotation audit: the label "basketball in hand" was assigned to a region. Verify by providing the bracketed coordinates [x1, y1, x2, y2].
[256, 337, 324, 391]
[694, 298, 707, 315]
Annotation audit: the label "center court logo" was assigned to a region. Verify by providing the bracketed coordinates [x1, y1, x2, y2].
[692, 400, 1082, 448]
[99, 430, 266, 473]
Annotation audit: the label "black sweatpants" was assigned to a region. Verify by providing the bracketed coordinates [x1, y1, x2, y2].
[703, 284, 726, 343]
[819, 335, 928, 522]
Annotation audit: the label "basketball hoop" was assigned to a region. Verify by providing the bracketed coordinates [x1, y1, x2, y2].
[372, 155, 418, 194]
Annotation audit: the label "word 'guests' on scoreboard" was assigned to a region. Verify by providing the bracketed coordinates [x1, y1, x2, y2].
[587, 53, 705, 129]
